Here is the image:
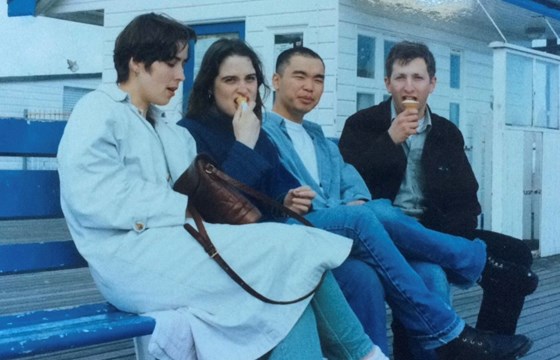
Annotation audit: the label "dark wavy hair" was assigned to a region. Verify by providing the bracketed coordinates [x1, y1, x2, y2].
[113, 13, 196, 83]
[385, 41, 436, 79]
[186, 38, 270, 119]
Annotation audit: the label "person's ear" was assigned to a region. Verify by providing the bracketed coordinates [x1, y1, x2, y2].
[384, 77, 391, 92]
[272, 73, 281, 91]
[129, 58, 141, 75]
[429, 75, 437, 94]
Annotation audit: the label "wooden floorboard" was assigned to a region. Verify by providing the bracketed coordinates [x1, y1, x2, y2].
[1, 219, 559, 359]
[449, 253, 560, 360]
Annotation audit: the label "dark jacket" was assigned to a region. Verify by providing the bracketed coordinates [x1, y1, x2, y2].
[178, 108, 300, 220]
[339, 97, 481, 235]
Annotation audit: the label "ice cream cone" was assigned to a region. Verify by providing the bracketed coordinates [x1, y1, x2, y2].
[235, 96, 248, 111]
[402, 99, 419, 111]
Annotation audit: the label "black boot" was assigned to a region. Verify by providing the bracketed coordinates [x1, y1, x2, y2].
[436, 325, 532, 360]
[392, 320, 414, 360]
[476, 291, 525, 335]
[478, 255, 539, 296]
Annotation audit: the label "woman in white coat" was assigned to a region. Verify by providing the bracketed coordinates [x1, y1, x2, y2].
[57, 13, 385, 360]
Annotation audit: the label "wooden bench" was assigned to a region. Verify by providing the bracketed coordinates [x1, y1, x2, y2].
[0, 118, 155, 359]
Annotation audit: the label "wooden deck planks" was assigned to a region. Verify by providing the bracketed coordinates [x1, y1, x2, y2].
[1, 219, 559, 359]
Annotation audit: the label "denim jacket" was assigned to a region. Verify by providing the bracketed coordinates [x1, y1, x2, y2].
[263, 111, 371, 210]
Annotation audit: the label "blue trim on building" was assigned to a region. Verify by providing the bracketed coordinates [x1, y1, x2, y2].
[0, 73, 101, 83]
[450, 53, 461, 89]
[503, 0, 560, 21]
[7, 0, 36, 17]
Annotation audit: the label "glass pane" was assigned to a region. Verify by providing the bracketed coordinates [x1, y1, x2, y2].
[449, 102, 460, 126]
[534, 61, 559, 129]
[450, 53, 461, 89]
[357, 93, 375, 111]
[384, 40, 397, 76]
[63, 86, 95, 114]
[274, 33, 304, 60]
[357, 35, 375, 78]
[506, 53, 533, 127]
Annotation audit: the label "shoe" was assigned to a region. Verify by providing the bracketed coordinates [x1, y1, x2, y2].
[436, 325, 533, 360]
[523, 268, 539, 295]
[479, 256, 539, 296]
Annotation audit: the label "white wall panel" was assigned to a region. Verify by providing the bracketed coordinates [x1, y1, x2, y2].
[540, 133, 560, 256]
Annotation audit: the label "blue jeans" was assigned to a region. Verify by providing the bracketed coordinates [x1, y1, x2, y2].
[269, 271, 373, 359]
[296, 202, 486, 349]
[364, 199, 485, 288]
[393, 261, 451, 360]
[270, 305, 323, 360]
[268, 305, 322, 360]
[333, 258, 388, 354]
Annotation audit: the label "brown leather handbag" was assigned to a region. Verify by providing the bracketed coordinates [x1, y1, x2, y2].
[173, 153, 263, 224]
[173, 154, 320, 304]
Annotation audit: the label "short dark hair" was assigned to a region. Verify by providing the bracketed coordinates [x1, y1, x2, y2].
[385, 41, 436, 79]
[187, 38, 269, 119]
[113, 13, 196, 83]
[275, 46, 324, 74]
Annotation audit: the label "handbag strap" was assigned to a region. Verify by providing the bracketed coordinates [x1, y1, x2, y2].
[204, 162, 313, 227]
[185, 204, 325, 305]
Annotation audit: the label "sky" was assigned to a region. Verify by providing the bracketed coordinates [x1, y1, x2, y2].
[0, 2, 103, 77]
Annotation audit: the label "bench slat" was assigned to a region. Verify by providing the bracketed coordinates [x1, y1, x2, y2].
[0, 170, 62, 219]
[0, 302, 114, 329]
[0, 303, 155, 360]
[0, 119, 66, 157]
[0, 241, 87, 275]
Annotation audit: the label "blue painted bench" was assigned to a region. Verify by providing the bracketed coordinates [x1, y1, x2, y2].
[0, 118, 155, 359]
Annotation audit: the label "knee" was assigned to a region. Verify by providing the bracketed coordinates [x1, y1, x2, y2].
[333, 259, 385, 298]
[341, 206, 383, 231]
[365, 199, 404, 223]
[476, 230, 533, 267]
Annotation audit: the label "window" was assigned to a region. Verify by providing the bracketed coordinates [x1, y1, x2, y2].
[357, 93, 375, 111]
[449, 102, 460, 126]
[505, 53, 533, 127]
[63, 86, 94, 115]
[384, 40, 397, 76]
[450, 53, 461, 89]
[505, 53, 559, 129]
[275, 33, 304, 60]
[357, 35, 375, 78]
[534, 60, 559, 129]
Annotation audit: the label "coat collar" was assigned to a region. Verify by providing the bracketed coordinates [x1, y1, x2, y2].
[99, 83, 167, 121]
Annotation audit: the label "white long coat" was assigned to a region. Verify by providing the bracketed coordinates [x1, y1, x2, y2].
[57, 84, 351, 360]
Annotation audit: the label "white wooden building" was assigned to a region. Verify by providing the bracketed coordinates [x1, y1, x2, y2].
[6, 0, 560, 256]
[0, 5, 103, 119]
